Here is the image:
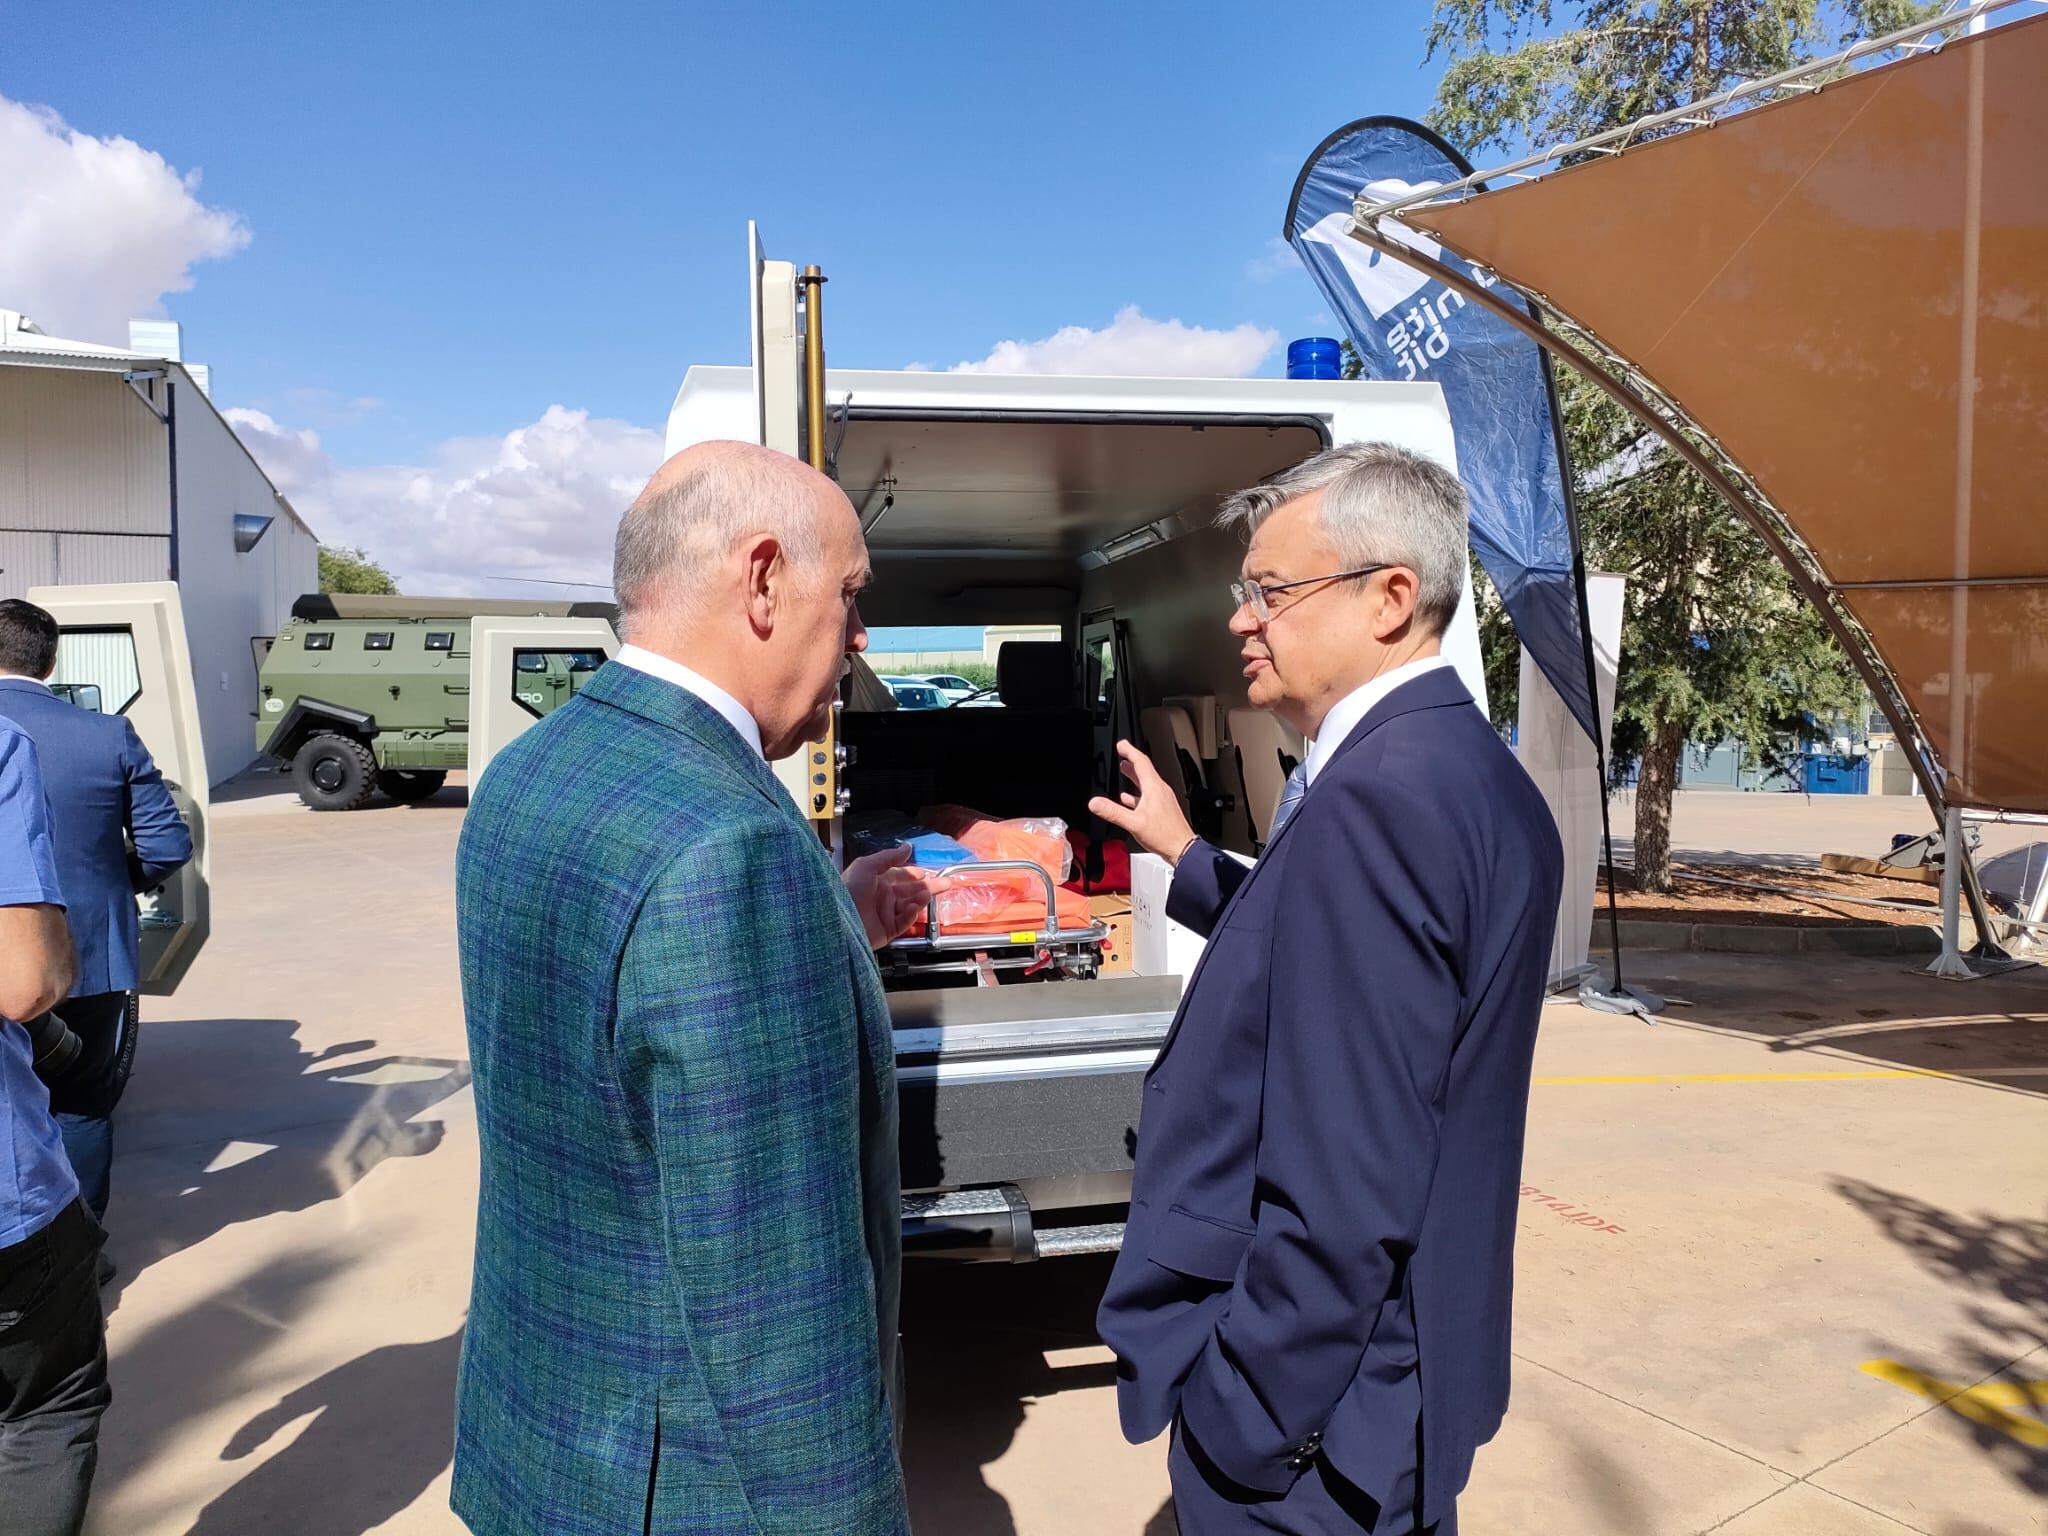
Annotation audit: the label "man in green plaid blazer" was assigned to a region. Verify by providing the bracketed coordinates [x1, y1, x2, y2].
[453, 443, 924, 1535]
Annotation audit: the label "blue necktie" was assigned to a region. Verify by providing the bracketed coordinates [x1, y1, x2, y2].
[1268, 763, 1309, 843]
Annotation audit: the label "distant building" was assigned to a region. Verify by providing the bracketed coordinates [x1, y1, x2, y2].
[865, 623, 1061, 674]
[0, 310, 317, 785]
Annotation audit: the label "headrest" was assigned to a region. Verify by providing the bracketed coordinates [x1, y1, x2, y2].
[997, 642, 1073, 709]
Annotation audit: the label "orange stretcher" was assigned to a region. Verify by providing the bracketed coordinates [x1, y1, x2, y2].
[883, 860, 1109, 983]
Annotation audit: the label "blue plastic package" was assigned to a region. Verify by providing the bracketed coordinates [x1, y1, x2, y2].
[903, 832, 975, 869]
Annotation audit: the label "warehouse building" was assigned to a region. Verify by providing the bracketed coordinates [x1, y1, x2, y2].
[0, 309, 318, 786]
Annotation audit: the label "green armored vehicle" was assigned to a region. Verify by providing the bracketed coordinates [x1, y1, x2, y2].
[257, 594, 618, 810]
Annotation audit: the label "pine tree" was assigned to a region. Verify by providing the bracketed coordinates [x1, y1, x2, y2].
[1422, 0, 1922, 890]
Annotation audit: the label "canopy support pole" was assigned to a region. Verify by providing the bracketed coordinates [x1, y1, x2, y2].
[1925, 805, 1978, 978]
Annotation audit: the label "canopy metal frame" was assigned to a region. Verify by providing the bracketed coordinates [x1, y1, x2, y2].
[1354, 0, 2044, 227]
[1338, 220, 2015, 967]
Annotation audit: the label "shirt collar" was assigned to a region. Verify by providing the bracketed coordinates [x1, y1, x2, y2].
[613, 644, 764, 761]
[1304, 654, 1452, 784]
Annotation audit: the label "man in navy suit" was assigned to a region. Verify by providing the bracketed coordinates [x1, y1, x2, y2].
[1094, 443, 1562, 1534]
[0, 600, 193, 1241]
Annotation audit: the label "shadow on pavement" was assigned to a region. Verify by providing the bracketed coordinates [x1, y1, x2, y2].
[105, 1019, 469, 1312]
[1613, 951, 2048, 1097]
[1834, 1179, 2048, 1499]
[185, 1326, 464, 1536]
[902, 1254, 1120, 1534]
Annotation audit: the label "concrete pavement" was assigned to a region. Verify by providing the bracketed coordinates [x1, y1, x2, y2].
[81, 774, 2047, 1533]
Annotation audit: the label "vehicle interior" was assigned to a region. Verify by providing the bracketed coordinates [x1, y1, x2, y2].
[834, 411, 1318, 989]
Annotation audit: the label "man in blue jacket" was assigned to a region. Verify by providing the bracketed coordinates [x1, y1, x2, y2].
[0, 600, 193, 1237]
[1094, 443, 1563, 1534]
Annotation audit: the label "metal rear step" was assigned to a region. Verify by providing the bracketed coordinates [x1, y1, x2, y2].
[902, 1186, 1125, 1263]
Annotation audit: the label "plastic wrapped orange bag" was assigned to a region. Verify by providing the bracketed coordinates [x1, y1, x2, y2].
[897, 811, 1087, 937]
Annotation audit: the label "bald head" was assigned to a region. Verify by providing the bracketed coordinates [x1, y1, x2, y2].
[612, 441, 852, 638]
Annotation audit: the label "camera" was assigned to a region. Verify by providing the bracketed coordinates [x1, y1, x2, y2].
[22, 1009, 83, 1080]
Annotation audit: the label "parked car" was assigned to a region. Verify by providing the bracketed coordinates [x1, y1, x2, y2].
[915, 673, 979, 703]
[882, 678, 948, 710]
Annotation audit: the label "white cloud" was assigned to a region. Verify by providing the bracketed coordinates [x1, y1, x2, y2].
[946, 306, 1278, 378]
[227, 405, 664, 596]
[1244, 236, 1299, 283]
[0, 94, 249, 345]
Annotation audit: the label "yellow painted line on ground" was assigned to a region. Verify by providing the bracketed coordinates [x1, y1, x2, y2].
[1534, 1069, 1927, 1085]
[1859, 1360, 2048, 1447]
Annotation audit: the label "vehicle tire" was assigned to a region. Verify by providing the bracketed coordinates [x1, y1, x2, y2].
[292, 732, 377, 812]
[377, 769, 447, 804]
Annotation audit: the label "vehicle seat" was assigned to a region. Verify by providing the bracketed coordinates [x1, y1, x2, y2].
[1228, 708, 1304, 848]
[1140, 706, 1202, 823]
[839, 641, 1092, 826]
[997, 642, 1072, 708]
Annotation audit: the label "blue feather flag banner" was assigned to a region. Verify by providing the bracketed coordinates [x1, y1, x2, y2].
[1286, 116, 1595, 741]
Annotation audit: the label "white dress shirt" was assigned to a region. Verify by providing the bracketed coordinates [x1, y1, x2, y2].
[1304, 654, 1452, 785]
[613, 644, 764, 760]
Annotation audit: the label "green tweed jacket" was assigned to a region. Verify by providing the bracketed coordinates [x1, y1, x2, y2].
[452, 660, 907, 1535]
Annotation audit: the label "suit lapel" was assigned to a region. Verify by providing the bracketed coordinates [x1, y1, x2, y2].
[1153, 670, 1478, 1069]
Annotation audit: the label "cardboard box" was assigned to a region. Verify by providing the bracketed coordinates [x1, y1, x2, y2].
[1130, 849, 1251, 986]
[1087, 892, 1133, 975]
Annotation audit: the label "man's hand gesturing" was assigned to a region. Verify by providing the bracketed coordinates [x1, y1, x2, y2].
[1089, 739, 1198, 866]
[843, 844, 927, 950]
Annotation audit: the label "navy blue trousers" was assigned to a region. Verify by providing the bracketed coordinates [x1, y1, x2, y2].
[44, 994, 131, 1223]
[1168, 1418, 1452, 1536]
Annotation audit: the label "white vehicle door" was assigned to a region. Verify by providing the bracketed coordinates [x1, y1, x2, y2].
[26, 581, 210, 995]
[465, 616, 619, 790]
[750, 219, 802, 459]
[750, 221, 838, 828]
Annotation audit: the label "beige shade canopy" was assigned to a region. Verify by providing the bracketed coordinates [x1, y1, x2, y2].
[1402, 15, 2048, 811]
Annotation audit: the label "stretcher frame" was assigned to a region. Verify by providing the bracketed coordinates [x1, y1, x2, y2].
[880, 860, 1109, 983]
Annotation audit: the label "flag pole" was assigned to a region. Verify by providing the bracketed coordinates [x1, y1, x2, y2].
[1538, 357, 1656, 1016]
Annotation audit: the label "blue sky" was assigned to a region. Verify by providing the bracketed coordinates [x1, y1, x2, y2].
[4, 0, 1458, 588]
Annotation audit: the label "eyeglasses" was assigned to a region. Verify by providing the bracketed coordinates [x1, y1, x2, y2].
[1229, 564, 1391, 623]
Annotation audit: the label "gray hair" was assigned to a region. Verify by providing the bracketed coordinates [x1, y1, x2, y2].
[1217, 441, 1469, 638]
[611, 445, 826, 638]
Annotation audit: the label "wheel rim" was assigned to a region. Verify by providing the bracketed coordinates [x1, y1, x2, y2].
[311, 755, 345, 791]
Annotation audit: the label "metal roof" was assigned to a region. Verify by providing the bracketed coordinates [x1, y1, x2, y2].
[290, 594, 620, 623]
[0, 310, 317, 543]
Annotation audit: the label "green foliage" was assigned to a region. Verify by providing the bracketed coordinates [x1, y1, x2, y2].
[318, 545, 399, 596]
[1559, 371, 1863, 783]
[1427, 1, 1943, 157]
[1425, 0, 1913, 883]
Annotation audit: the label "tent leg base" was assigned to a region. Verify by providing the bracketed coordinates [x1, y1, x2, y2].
[1579, 975, 1665, 1019]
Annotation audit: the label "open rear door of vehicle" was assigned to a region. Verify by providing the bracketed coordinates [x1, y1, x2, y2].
[26, 581, 210, 995]
[465, 615, 619, 789]
[747, 221, 837, 827]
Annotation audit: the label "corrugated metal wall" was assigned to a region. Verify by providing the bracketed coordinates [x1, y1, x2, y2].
[0, 530, 167, 596]
[170, 372, 319, 784]
[0, 366, 168, 534]
[0, 362, 317, 785]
